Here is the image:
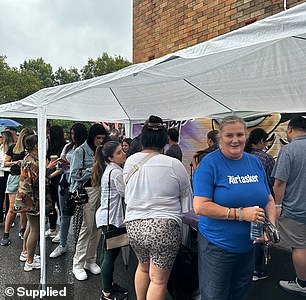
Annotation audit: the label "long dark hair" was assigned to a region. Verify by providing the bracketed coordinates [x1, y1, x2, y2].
[65, 123, 88, 154]
[91, 141, 120, 187]
[48, 125, 66, 157]
[245, 128, 268, 153]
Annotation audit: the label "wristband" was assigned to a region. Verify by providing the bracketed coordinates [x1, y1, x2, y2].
[238, 207, 243, 221]
[275, 204, 282, 208]
[226, 208, 231, 220]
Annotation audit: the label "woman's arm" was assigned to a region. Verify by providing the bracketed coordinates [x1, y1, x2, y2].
[264, 194, 277, 225]
[4, 154, 20, 167]
[70, 148, 92, 182]
[193, 196, 265, 223]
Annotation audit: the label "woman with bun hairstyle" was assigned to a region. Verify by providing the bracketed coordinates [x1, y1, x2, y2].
[94, 141, 127, 300]
[123, 115, 192, 300]
[15, 134, 49, 271]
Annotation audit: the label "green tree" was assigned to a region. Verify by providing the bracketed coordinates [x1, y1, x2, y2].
[20, 58, 54, 88]
[54, 67, 81, 86]
[81, 52, 131, 79]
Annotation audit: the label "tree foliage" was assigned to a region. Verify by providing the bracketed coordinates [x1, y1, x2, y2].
[0, 52, 132, 132]
[81, 52, 131, 79]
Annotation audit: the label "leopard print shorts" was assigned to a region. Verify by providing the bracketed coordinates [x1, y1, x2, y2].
[126, 218, 181, 270]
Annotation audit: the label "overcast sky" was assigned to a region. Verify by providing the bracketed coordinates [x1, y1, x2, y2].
[0, 0, 132, 70]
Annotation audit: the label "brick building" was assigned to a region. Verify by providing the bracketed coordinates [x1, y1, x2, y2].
[133, 0, 306, 63]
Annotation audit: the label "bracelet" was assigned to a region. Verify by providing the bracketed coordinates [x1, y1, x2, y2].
[226, 208, 231, 220]
[275, 204, 282, 208]
[234, 208, 237, 220]
[238, 207, 243, 221]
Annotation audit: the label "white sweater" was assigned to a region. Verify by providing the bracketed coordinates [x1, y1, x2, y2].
[123, 152, 192, 226]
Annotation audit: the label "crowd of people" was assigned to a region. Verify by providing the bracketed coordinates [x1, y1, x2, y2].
[0, 114, 305, 300]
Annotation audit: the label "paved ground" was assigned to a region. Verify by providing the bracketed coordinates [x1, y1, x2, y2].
[0, 217, 304, 300]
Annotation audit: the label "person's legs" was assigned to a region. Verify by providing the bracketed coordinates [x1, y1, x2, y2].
[101, 247, 121, 293]
[84, 187, 101, 264]
[73, 187, 100, 269]
[58, 187, 71, 247]
[229, 248, 254, 300]
[1, 194, 17, 245]
[198, 233, 234, 300]
[26, 214, 40, 262]
[292, 248, 306, 280]
[147, 263, 171, 300]
[134, 261, 150, 300]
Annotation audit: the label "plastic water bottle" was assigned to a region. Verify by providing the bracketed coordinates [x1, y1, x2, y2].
[250, 206, 263, 240]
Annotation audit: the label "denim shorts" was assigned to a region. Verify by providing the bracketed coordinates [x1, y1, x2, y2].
[5, 174, 20, 194]
[198, 233, 254, 300]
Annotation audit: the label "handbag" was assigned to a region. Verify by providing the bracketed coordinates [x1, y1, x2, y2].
[70, 148, 88, 205]
[263, 218, 280, 243]
[104, 169, 129, 250]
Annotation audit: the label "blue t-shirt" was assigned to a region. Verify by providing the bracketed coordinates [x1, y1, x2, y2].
[193, 149, 270, 253]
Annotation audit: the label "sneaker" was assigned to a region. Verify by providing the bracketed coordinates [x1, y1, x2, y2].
[24, 259, 41, 271]
[252, 271, 268, 281]
[19, 229, 25, 240]
[279, 278, 306, 296]
[112, 283, 128, 295]
[99, 291, 127, 300]
[45, 229, 57, 238]
[50, 245, 66, 258]
[84, 262, 101, 274]
[52, 232, 61, 243]
[0, 235, 11, 246]
[72, 267, 88, 281]
[20, 253, 40, 262]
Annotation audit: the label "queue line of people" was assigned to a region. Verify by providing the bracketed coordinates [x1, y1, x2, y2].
[1, 115, 305, 300]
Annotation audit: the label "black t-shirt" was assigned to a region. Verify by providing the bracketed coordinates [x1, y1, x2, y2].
[6, 144, 26, 176]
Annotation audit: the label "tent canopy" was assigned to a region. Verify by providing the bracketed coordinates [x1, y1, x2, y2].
[0, 3, 306, 122]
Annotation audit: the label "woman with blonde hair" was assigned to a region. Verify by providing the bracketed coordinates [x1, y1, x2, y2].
[0, 127, 34, 246]
[0, 130, 15, 223]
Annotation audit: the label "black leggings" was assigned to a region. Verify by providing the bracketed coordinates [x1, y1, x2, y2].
[100, 227, 121, 293]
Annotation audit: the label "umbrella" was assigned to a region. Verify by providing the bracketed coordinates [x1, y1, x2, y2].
[0, 118, 22, 127]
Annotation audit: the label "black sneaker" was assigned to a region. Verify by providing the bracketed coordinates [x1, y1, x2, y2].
[253, 271, 268, 281]
[99, 291, 128, 300]
[112, 283, 128, 295]
[0, 235, 11, 246]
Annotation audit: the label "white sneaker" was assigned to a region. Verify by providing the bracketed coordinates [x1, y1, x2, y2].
[20, 253, 40, 262]
[72, 267, 88, 281]
[279, 278, 306, 296]
[52, 232, 61, 243]
[50, 245, 66, 258]
[84, 262, 101, 275]
[24, 259, 41, 271]
[45, 229, 57, 238]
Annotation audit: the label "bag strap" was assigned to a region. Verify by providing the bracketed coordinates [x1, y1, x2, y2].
[78, 148, 86, 188]
[107, 169, 114, 227]
[125, 153, 158, 184]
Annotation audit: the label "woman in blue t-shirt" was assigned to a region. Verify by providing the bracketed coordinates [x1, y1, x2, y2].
[193, 116, 277, 300]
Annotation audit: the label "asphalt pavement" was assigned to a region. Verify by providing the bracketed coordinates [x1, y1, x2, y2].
[0, 217, 304, 300]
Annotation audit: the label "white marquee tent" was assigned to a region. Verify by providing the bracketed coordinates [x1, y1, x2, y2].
[0, 2, 306, 285]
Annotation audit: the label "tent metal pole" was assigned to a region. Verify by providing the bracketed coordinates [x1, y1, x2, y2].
[37, 106, 47, 286]
[183, 79, 233, 112]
